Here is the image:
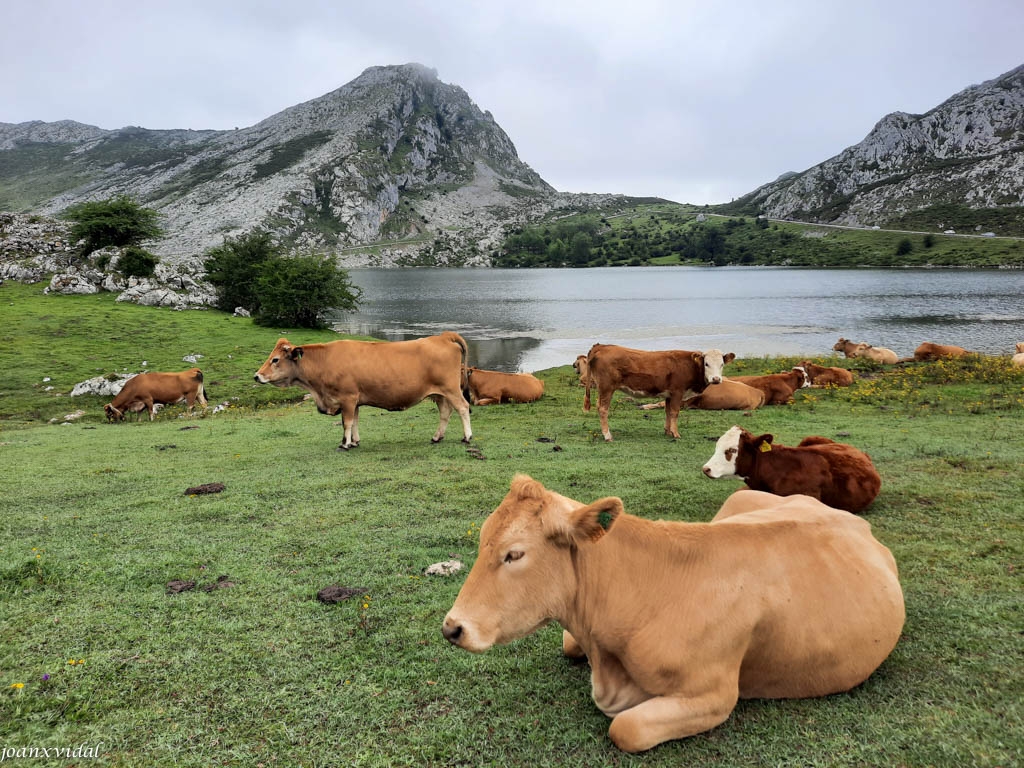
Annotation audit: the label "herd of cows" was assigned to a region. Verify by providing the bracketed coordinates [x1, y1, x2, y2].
[97, 332, 1017, 752]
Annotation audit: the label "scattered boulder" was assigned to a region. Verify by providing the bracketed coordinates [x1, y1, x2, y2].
[45, 273, 99, 295]
[425, 560, 463, 576]
[182, 354, 204, 363]
[70, 373, 137, 397]
[48, 409, 86, 424]
[233, 306, 251, 318]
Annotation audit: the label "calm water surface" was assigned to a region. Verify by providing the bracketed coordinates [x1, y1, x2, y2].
[331, 267, 1024, 372]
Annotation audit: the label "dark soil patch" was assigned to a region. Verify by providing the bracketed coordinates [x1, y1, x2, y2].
[317, 585, 369, 603]
[166, 580, 196, 594]
[185, 482, 225, 495]
[201, 574, 235, 591]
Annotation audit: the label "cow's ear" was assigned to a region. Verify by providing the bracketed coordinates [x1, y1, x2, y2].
[289, 346, 304, 361]
[567, 497, 623, 544]
[691, 352, 704, 365]
[754, 433, 774, 452]
[724, 352, 736, 364]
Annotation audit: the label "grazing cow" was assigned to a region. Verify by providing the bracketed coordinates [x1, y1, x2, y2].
[442, 476, 904, 752]
[913, 342, 971, 361]
[254, 333, 472, 450]
[583, 345, 734, 441]
[104, 369, 207, 422]
[853, 343, 900, 365]
[465, 367, 544, 405]
[728, 368, 808, 405]
[682, 379, 765, 410]
[798, 360, 855, 387]
[702, 425, 881, 513]
[1012, 342, 1024, 367]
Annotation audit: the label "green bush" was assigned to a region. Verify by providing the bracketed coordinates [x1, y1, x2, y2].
[117, 246, 158, 278]
[254, 254, 361, 329]
[203, 231, 278, 314]
[896, 237, 913, 256]
[61, 195, 163, 256]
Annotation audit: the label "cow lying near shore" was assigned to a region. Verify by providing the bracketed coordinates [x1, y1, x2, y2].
[681, 379, 765, 410]
[465, 367, 544, 405]
[702, 426, 881, 513]
[254, 333, 472, 449]
[583, 344, 734, 441]
[104, 369, 207, 422]
[798, 360, 855, 387]
[442, 476, 904, 752]
[728, 368, 808, 405]
[1012, 342, 1024, 367]
[913, 341, 971, 361]
[833, 338, 898, 364]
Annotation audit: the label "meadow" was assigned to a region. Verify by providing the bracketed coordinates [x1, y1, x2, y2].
[1, 282, 1022, 766]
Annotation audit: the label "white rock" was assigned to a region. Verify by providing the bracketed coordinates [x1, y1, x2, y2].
[70, 373, 138, 397]
[424, 559, 463, 576]
[182, 354, 204, 363]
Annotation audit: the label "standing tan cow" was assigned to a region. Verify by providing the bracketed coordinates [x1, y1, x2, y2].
[465, 367, 544, 405]
[584, 344, 734, 441]
[104, 369, 207, 422]
[254, 333, 472, 449]
[442, 476, 904, 752]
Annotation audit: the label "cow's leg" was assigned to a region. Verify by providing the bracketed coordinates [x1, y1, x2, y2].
[430, 395, 452, 443]
[145, 398, 156, 422]
[597, 389, 614, 441]
[663, 394, 683, 439]
[607, 686, 738, 753]
[350, 406, 360, 446]
[454, 394, 472, 443]
[562, 629, 586, 659]
[337, 400, 358, 450]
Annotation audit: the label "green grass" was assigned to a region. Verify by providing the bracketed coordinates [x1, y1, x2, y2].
[1, 284, 1022, 766]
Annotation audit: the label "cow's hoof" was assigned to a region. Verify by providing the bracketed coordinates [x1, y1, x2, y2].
[461, 437, 473, 444]
[336, 444, 351, 452]
[431, 437, 443, 444]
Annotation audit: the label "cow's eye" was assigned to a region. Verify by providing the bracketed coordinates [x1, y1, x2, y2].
[725, 448, 736, 460]
[271, 357, 279, 364]
[504, 550, 524, 564]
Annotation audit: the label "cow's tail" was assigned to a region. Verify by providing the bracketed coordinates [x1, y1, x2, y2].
[447, 332, 471, 400]
[583, 350, 596, 412]
[194, 369, 210, 406]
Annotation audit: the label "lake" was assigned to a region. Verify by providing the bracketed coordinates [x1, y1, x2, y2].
[331, 267, 1024, 372]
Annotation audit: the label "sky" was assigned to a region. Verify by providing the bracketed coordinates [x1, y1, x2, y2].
[3, 0, 1023, 205]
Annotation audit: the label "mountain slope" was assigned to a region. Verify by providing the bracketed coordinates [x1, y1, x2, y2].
[720, 64, 1024, 228]
[0, 64, 555, 265]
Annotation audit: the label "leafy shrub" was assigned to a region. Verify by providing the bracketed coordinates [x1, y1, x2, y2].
[203, 231, 278, 315]
[117, 246, 158, 278]
[62, 195, 163, 256]
[254, 254, 361, 329]
[896, 238, 913, 256]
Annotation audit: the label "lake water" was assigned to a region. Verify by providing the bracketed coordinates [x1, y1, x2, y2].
[331, 267, 1024, 372]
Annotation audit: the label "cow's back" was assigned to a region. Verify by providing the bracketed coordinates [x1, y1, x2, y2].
[589, 345, 699, 395]
[709, 497, 903, 697]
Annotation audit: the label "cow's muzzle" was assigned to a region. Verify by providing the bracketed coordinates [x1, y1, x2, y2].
[441, 619, 464, 646]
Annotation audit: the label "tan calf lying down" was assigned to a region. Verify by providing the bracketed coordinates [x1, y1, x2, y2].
[443, 476, 904, 752]
[798, 360, 855, 387]
[728, 368, 808, 405]
[465, 367, 544, 405]
[1012, 342, 1024, 367]
[913, 341, 971, 361]
[833, 338, 898, 364]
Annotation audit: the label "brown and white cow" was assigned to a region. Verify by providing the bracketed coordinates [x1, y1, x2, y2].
[853, 343, 899, 365]
[728, 368, 808, 405]
[583, 344, 734, 441]
[797, 360, 855, 387]
[254, 333, 472, 449]
[682, 379, 765, 410]
[702, 425, 881, 513]
[1012, 342, 1024, 367]
[465, 367, 544, 405]
[104, 368, 207, 422]
[442, 476, 904, 752]
[913, 341, 971, 361]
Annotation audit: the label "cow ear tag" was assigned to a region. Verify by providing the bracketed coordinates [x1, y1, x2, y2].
[597, 509, 614, 531]
[760, 441, 772, 452]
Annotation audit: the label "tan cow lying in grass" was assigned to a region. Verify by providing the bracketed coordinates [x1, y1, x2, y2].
[728, 368, 809, 405]
[798, 360, 855, 387]
[1012, 342, 1024, 367]
[913, 341, 971, 361]
[443, 476, 904, 752]
[104, 368, 207, 422]
[854, 343, 900, 364]
[681, 379, 765, 410]
[465, 367, 544, 405]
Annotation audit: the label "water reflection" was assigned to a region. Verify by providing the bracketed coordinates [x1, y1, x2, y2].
[331, 267, 1024, 372]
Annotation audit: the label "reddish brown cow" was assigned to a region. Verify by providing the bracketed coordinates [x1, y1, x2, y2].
[584, 344, 734, 441]
[104, 369, 207, 422]
[465, 367, 544, 405]
[702, 426, 881, 513]
[682, 380, 766, 410]
[442, 476, 904, 751]
[797, 361, 855, 387]
[913, 342, 971, 361]
[728, 368, 808, 405]
[254, 333, 472, 449]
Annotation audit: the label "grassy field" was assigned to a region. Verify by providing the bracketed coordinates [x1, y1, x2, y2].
[1, 283, 1022, 766]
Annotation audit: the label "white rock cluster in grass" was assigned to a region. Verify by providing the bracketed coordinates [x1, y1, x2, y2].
[70, 373, 138, 397]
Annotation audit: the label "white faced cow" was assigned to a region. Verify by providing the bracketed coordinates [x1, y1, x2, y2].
[443, 475, 904, 752]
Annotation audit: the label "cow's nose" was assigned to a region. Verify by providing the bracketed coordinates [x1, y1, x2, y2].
[442, 621, 463, 645]
[710, 376, 721, 384]
[253, 375, 260, 382]
[702, 466, 713, 477]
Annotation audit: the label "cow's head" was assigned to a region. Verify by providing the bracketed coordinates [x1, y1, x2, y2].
[104, 403, 123, 422]
[1018, 342, 1024, 354]
[702, 426, 771, 479]
[572, 355, 590, 385]
[792, 367, 811, 388]
[833, 338, 848, 352]
[442, 475, 621, 652]
[254, 338, 304, 386]
[700, 349, 735, 385]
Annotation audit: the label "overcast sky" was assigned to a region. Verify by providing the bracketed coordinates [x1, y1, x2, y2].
[3, 0, 1022, 204]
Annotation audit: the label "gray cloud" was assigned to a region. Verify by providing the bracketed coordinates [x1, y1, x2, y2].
[3, 0, 1022, 203]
